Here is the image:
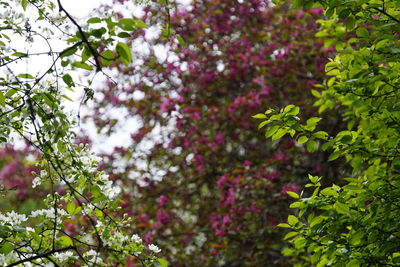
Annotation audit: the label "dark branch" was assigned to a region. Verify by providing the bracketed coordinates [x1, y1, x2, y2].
[372, 7, 400, 23]
[6, 246, 76, 267]
[56, 0, 102, 71]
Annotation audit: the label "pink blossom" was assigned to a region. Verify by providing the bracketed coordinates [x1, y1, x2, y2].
[260, 86, 272, 96]
[217, 176, 228, 188]
[156, 209, 170, 224]
[160, 98, 175, 114]
[214, 132, 225, 146]
[224, 188, 236, 205]
[222, 214, 230, 226]
[272, 152, 288, 162]
[266, 171, 281, 181]
[158, 195, 169, 206]
[249, 203, 262, 214]
[252, 77, 264, 85]
[144, 231, 153, 244]
[309, 8, 323, 16]
[215, 229, 226, 236]
[177, 95, 184, 103]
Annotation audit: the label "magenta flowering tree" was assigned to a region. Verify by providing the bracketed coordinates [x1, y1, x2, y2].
[0, 144, 42, 212]
[87, 0, 339, 265]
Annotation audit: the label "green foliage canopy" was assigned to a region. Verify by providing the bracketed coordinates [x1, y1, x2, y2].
[258, 0, 400, 266]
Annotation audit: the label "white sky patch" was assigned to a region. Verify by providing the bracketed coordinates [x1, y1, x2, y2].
[60, 0, 113, 18]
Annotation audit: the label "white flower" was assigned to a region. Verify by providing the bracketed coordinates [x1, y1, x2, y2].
[148, 244, 161, 253]
[131, 234, 142, 244]
[83, 249, 97, 258]
[32, 177, 41, 188]
[53, 251, 74, 262]
[30, 208, 67, 219]
[0, 211, 28, 226]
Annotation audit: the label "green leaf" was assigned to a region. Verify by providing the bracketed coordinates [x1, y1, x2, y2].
[62, 74, 74, 87]
[350, 231, 364, 246]
[157, 258, 168, 267]
[5, 89, 17, 98]
[17, 73, 35, 79]
[272, 128, 287, 141]
[81, 48, 92, 63]
[60, 46, 78, 58]
[72, 62, 93, 71]
[116, 42, 132, 66]
[87, 17, 102, 23]
[12, 52, 27, 57]
[21, 0, 27, 10]
[311, 89, 321, 98]
[277, 223, 291, 228]
[117, 32, 131, 38]
[320, 187, 338, 197]
[328, 151, 342, 161]
[66, 202, 76, 215]
[287, 191, 299, 199]
[334, 202, 349, 214]
[284, 231, 298, 240]
[306, 117, 321, 129]
[59, 236, 73, 246]
[346, 259, 361, 267]
[176, 35, 186, 46]
[289, 201, 303, 208]
[297, 135, 308, 144]
[307, 140, 317, 152]
[356, 27, 369, 38]
[57, 140, 66, 153]
[313, 131, 328, 140]
[309, 216, 324, 228]
[375, 39, 388, 50]
[0, 91, 5, 107]
[326, 69, 340, 76]
[133, 19, 148, 28]
[1, 242, 14, 255]
[100, 50, 115, 67]
[252, 113, 267, 119]
[293, 236, 307, 249]
[265, 125, 280, 138]
[118, 18, 135, 31]
[308, 174, 320, 184]
[288, 215, 299, 226]
[258, 120, 269, 129]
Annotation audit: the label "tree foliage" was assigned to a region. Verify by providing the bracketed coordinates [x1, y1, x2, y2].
[88, 0, 337, 265]
[0, 0, 162, 265]
[258, 0, 400, 265]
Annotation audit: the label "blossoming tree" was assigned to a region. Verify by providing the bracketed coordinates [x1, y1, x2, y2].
[87, 0, 339, 265]
[0, 0, 164, 265]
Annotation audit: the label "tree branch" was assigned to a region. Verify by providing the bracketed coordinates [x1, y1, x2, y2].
[6, 246, 76, 267]
[56, 0, 102, 71]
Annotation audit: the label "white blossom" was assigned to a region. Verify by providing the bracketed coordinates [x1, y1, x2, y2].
[83, 249, 103, 265]
[83, 249, 97, 258]
[30, 208, 67, 219]
[32, 177, 42, 188]
[131, 234, 142, 244]
[0, 211, 28, 226]
[53, 251, 75, 262]
[0, 251, 18, 265]
[148, 244, 161, 253]
[101, 231, 128, 247]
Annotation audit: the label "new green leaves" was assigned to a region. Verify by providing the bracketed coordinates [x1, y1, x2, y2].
[116, 42, 132, 66]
